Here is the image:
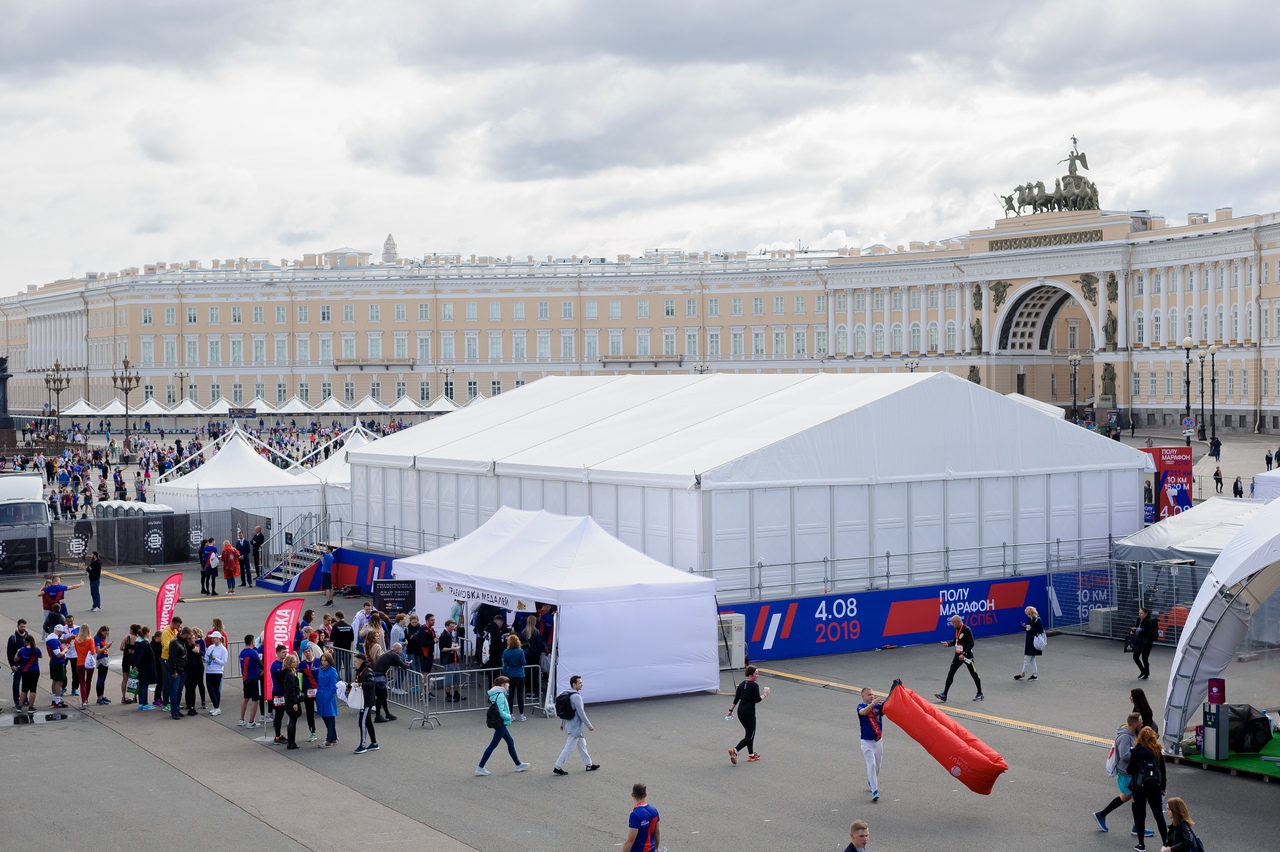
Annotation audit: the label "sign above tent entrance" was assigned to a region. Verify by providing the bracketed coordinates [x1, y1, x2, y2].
[430, 580, 515, 611]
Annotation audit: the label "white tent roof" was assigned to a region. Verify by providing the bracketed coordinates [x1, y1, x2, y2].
[1114, 496, 1268, 566]
[1252, 467, 1280, 500]
[351, 394, 386, 412]
[313, 396, 349, 414]
[276, 396, 313, 415]
[96, 399, 127, 416]
[169, 398, 204, 416]
[384, 395, 423, 413]
[250, 397, 278, 416]
[464, 392, 487, 406]
[205, 398, 232, 415]
[351, 373, 1152, 489]
[1005, 392, 1065, 419]
[301, 430, 370, 485]
[421, 395, 460, 414]
[156, 433, 306, 492]
[1164, 491, 1280, 751]
[393, 507, 718, 703]
[61, 399, 98, 417]
[133, 397, 170, 416]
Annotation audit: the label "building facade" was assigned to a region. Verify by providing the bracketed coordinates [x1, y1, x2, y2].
[7, 208, 1280, 433]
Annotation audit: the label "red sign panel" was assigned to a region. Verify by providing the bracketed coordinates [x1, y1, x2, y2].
[1141, 446, 1193, 521]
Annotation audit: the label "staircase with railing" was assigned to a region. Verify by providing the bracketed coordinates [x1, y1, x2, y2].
[256, 510, 330, 591]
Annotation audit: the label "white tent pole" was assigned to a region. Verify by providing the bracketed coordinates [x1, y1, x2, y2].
[545, 610, 560, 716]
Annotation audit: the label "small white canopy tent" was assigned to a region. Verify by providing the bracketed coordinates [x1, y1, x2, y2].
[62, 399, 98, 417]
[421, 395, 460, 415]
[169, 398, 204, 417]
[385, 395, 424, 414]
[250, 397, 278, 416]
[465, 392, 487, 406]
[97, 399, 127, 416]
[134, 398, 170, 417]
[152, 431, 322, 528]
[205, 397, 232, 415]
[1252, 467, 1280, 500]
[351, 394, 386, 412]
[392, 507, 719, 704]
[1114, 497, 1268, 566]
[295, 428, 372, 524]
[1163, 494, 1280, 753]
[313, 396, 349, 415]
[276, 396, 313, 416]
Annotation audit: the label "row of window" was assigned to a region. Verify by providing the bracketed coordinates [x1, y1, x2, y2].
[1131, 259, 1280, 295]
[1131, 305, 1261, 345]
[1130, 368, 1272, 400]
[139, 378, 518, 406]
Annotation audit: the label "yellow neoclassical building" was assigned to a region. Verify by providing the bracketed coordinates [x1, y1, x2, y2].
[6, 204, 1280, 435]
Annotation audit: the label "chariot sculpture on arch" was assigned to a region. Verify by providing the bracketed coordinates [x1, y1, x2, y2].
[1002, 137, 1100, 215]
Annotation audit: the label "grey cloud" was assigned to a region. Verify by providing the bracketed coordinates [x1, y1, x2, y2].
[278, 230, 325, 247]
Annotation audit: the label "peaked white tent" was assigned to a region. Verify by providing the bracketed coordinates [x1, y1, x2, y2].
[351, 373, 1148, 586]
[1163, 494, 1280, 753]
[250, 397, 278, 416]
[351, 394, 386, 412]
[465, 392, 487, 406]
[313, 396, 349, 415]
[97, 399, 127, 416]
[300, 429, 371, 488]
[205, 398, 232, 415]
[134, 397, 170, 417]
[392, 507, 719, 703]
[153, 432, 322, 528]
[385, 395, 423, 413]
[421, 395, 460, 415]
[62, 399, 98, 417]
[170, 399, 204, 417]
[1252, 467, 1280, 501]
[276, 396, 313, 416]
[1114, 497, 1268, 566]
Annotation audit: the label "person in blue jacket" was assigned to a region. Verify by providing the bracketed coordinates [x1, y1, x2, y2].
[475, 676, 530, 775]
[501, 634, 528, 721]
[315, 652, 340, 747]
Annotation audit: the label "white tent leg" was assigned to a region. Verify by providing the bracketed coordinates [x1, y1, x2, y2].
[544, 611, 560, 718]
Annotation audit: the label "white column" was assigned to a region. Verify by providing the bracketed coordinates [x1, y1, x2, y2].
[1117, 270, 1129, 348]
[1207, 261, 1218, 344]
[1251, 257, 1261, 343]
[1159, 266, 1170, 346]
[826, 287, 835, 355]
[1140, 267, 1151, 349]
[1096, 271, 1107, 351]
[845, 288, 854, 355]
[981, 280, 992, 354]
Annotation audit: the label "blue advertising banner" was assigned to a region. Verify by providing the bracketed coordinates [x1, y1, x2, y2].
[1045, 568, 1113, 629]
[720, 577, 1049, 662]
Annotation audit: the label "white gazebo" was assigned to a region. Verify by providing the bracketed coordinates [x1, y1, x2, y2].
[313, 396, 349, 415]
[351, 394, 386, 413]
[61, 399, 99, 417]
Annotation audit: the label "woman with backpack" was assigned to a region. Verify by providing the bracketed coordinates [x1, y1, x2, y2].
[475, 675, 530, 775]
[1129, 726, 1167, 850]
[1014, 605, 1045, 681]
[1161, 797, 1202, 852]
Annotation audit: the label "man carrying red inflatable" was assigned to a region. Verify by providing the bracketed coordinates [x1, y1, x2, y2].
[934, 615, 983, 703]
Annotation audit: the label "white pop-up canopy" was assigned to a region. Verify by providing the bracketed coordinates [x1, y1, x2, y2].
[1163, 494, 1280, 752]
[61, 399, 98, 417]
[1114, 497, 1268, 566]
[1252, 467, 1280, 500]
[392, 507, 719, 704]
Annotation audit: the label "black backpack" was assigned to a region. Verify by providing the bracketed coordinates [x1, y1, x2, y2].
[555, 691, 576, 720]
[1131, 751, 1161, 791]
[486, 697, 503, 729]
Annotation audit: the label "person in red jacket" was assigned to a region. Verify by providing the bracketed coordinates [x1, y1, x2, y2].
[220, 539, 241, 595]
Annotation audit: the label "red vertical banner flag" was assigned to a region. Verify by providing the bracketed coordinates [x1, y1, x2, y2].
[1141, 446, 1194, 522]
[262, 597, 305, 704]
[156, 572, 183, 632]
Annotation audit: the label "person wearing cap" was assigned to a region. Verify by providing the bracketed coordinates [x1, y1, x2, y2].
[204, 631, 227, 715]
[46, 625, 69, 708]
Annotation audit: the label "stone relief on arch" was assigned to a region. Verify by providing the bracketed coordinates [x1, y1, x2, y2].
[1074, 272, 1099, 307]
[1106, 272, 1118, 304]
[972, 282, 983, 311]
[990, 281, 1011, 310]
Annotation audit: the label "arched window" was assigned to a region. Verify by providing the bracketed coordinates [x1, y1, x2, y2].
[1168, 309, 1178, 343]
[891, 323, 903, 353]
[1134, 313, 1144, 345]
[945, 321, 957, 352]
[855, 325, 867, 355]
[1216, 306, 1225, 341]
[835, 325, 848, 355]
[1186, 310, 1194, 340]
[1232, 306, 1240, 340]
[1151, 312, 1161, 346]
[909, 323, 921, 352]
[1201, 308, 1209, 341]
[1247, 305, 1255, 341]
[873, 324, 885, 354]
[928, 322, 939, 351]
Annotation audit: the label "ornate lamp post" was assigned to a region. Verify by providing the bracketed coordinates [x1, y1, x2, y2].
[43, 360, 72, 441]
[904, 358, 921, 373]
[111, 357, 142, 447]
[693, 361, 711, 375]
[1197, 350, 1207, 441]
[1182, 337, 1194, 447]
[439, 364, 454, 401]
[1067, 354, 1082, 422]
[1208, 344, 1218, 444]
[173, 368, 190, 403]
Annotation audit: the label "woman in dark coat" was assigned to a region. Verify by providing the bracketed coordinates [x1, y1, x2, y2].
[1015, 605, 1044, 681]
[133, 627, 156, 710]
[281, 653, 303, 750]
[1131, 607, 1156, 679]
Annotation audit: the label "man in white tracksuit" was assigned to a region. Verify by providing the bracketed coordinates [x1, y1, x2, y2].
[553, 674, 600, 775]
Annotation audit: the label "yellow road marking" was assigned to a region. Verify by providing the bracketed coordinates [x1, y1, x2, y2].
[101, 570, 323, 602]
[755, 666, 1111, 746]
[101, 570, 159, 593]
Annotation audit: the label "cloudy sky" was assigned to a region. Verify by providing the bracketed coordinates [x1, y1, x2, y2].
[3, 0, 1279, 295]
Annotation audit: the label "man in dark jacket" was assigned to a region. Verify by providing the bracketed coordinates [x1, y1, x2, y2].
[168, 627, 190, 720]
[935, 615, 983, 703]
[331, 611, 355, 681]
[8, 619, 30, 708]
[372, 644, 408, 723]
[250, 526, 266, 578]
[235, 531, 253, 583]
[483, 614, 508, 670]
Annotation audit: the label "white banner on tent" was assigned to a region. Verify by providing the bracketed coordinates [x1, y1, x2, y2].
[429, 580, 514, 611]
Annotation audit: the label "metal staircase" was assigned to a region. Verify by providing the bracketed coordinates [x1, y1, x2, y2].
[257, 510, 330, 590]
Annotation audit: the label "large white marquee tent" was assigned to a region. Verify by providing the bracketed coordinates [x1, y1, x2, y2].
[350, 373, 1149, 593]
[392, 507, 719, 703]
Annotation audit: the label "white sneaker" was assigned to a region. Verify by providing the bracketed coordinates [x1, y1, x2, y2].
[515, 762, 531, 772]
[237, 719, 245, 726]
[475, 766, 490, 776]
[247, 721, 259, 728]
[518, 714, 527, 722]
[210, 708, 221, 716]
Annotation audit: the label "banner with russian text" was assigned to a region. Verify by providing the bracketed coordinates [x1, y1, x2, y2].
[1141, 446, 1193, 522]
[156, 572, 183, 631]
[262, 597, 305, 704]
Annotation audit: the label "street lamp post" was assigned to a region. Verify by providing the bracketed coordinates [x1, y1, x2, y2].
[43, 360, 71, 442]
[111, 357, 142, 451]
[1182, 337, 1194, 447]
[1208, 344, 1218, 444]
[173, 368, 189, 434]
[439, 365, 454, 401]
[1068, 354, 1082, 422]
[1197, 350, 1207, 441]
[693, 361, 710, 375]
[904, 358, 921, 373]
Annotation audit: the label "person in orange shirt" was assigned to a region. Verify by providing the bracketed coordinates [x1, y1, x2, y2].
[220, 539, 240, 595]
[73, 627, 95, 710]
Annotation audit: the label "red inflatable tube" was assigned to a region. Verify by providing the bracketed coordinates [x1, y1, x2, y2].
[881, 679, 1008, 795]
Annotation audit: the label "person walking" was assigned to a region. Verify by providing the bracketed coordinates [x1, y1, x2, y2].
[73, 626, 95, 710]
[352, 652, 379, 754]
[475, 675, 530, 775]
[1130, 688, 1158, 734]
[553, 674, 599, 775]
[844, 819, 870, 852]
[1267, 450, 1274, 472]
[934, 615, 983, 702]
[623, 783, 660, 852]
[1129, 726, 1168, 849]
[1015, 605, 1045, 681]
[315, 652, 339, 748]
[856, 687, 885, 802]
[86, 551, 103, 612]
[1232, 476, 1244, 498]
[204, 631, 227, 716]
[1092, 712, 1154, 839]
[281, 653, 303, 750]
[501, 634, 528, 721]
[371, 642, 406, 723]
[1212, 467, 1223, 494]
[1130, 607, 1156, 680]
[727, 664, 769, 764]
[1161, 797, 1201, 852]
[8, 619, 30, 709]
